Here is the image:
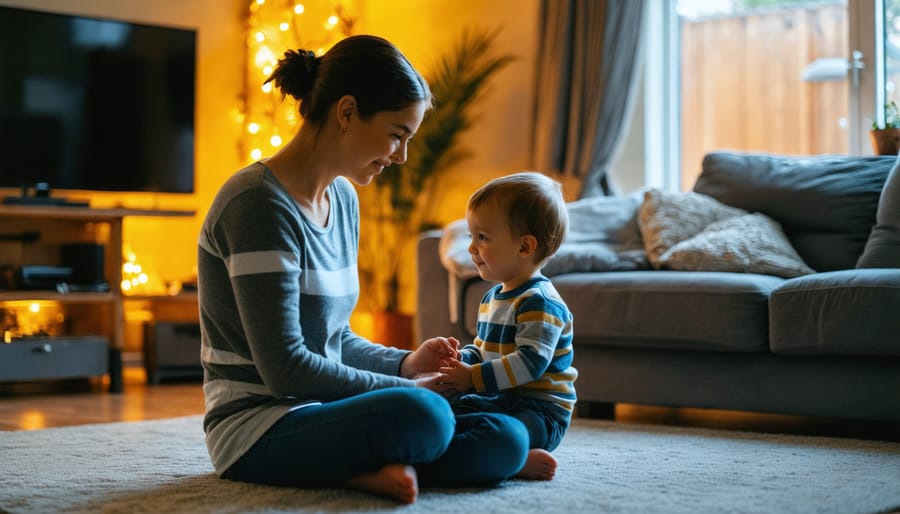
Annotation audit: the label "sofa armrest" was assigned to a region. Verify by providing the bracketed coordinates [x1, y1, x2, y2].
[415, 230, 456, 342]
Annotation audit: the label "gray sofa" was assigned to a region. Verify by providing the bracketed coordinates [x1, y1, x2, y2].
[416, 151, 900, 422]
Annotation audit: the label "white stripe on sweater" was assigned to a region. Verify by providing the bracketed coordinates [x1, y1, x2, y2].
[227, 250, 299, 277]
[301, 266, 358, 297]
[201, 341, 254, 366]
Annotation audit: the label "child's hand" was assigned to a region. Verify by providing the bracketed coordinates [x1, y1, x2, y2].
[439, 359, 474, 393]
[401, 337, 460, 378]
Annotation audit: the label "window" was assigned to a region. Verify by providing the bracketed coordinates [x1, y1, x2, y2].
[646, 0, 892, 191]
[884, 1, 900, 115]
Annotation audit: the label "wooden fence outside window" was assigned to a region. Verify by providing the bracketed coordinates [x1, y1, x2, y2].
[679, 3, 847, 190]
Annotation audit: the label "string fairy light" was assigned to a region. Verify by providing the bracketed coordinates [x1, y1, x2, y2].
[234, 0, 355, 163]
[121, 245, 149, 293]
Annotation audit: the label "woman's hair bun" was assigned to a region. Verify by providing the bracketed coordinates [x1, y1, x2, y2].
[265, 48, 319, 101]
[263, 35, 431, 124]
[301, 50, 318, 74]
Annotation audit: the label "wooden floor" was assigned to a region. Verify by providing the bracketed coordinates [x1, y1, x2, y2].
[1, 365, 898, 442]
[0, 365, 204, 431]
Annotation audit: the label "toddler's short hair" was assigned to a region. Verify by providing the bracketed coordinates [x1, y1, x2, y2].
[467, 171, 568, 264]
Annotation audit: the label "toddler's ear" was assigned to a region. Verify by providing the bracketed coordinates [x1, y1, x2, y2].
[519, 235, 538, 258]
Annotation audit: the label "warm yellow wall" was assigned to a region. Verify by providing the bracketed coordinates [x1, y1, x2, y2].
[1, 0, 542, 311]
[357, 0, 542, 224]
[353, 0, 541, 313]
[0, 0, 246, 289]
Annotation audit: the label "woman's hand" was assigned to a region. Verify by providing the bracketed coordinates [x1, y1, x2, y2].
[400, 337, 460, 379]
[412, 371, 457, 396]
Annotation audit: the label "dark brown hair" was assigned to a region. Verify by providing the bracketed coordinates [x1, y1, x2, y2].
[265, 35, 431, 125]
[468, 172, 568, 264]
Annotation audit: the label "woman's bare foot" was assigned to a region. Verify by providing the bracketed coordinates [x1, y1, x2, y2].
[345, 464, 418, 504]
[514, 449, 557, 480]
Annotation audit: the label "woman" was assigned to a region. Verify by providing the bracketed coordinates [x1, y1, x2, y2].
[197, 35, 529, 504]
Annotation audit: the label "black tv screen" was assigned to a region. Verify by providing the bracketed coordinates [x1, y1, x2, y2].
[0, 6, 196, 194]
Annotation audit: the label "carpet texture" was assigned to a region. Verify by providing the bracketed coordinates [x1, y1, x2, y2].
[1, 415, 899, 514]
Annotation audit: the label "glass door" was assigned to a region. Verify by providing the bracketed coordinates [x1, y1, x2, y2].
[883, 1, 900, 110]
[646, 0, 889, 191]
[678, 0, 849, 190]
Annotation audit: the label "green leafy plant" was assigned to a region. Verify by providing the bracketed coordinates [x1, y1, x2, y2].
[356, 28, 515, 314]
[872, 100, 900, 130]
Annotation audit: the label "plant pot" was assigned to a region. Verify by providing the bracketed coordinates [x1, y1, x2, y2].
[870, 128, 900, 155]
[371, 311, 414, 350]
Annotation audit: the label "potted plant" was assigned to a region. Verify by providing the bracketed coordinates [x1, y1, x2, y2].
[355, 28, 514, 347]
[870, 100, 900, 155]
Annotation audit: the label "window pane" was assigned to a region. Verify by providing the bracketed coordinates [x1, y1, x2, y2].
[886, 0, 900, 108]
[677, 0, 848, 190]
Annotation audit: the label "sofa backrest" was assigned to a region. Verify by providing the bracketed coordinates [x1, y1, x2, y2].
[857, 155, 900, 268]
[693, 151, 896, 271]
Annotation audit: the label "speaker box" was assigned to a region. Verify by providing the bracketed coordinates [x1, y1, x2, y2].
[61, 243, 106, 287]
[143, 321, 203, 385]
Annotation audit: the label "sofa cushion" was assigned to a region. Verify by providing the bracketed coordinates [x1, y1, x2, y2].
[660, 213, 815, 278]
[458, 271, 783, 352]
[769, 269, 900, 356]
[857, 154, 900, 268]
[564, 188, 646, 246]
[638, 188, 745, 268]
[694, 152, 895, 271]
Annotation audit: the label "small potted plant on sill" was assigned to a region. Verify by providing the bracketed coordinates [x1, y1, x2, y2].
[870, 100, 900, 155]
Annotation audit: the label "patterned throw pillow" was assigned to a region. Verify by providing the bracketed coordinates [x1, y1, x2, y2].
[660, 213, 815, 278]
[638, 188, 745, 268]
[639, 189, 814, 278]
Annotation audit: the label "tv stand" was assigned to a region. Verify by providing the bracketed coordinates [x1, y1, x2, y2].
[0, 204, 195, 392]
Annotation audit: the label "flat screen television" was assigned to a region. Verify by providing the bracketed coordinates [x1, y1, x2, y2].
[0, 5, 196, 196]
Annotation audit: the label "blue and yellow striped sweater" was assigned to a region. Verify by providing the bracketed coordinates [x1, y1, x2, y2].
[460, 277, 577, 413]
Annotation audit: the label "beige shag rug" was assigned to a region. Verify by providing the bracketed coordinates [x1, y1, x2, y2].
[1, 415, 899, 514]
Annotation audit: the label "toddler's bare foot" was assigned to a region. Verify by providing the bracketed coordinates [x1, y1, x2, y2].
[345, 464, 418, 504]
[514, 449, 557, 480]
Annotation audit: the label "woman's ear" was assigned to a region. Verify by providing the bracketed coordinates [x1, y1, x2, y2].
[335, 95, 357, 131]
[518, 235, 538, 258]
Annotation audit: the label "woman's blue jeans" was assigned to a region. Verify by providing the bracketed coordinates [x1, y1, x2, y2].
[222, 387, 529, 488]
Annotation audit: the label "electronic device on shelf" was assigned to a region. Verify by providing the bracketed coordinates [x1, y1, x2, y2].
[0, 5, 197, 196]
[2, 183, 90, 207]
[17, 265, 74, 290]
[11, 263, 109, 293]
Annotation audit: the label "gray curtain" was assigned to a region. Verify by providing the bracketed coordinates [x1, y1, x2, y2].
[530, 0, 645, 198]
